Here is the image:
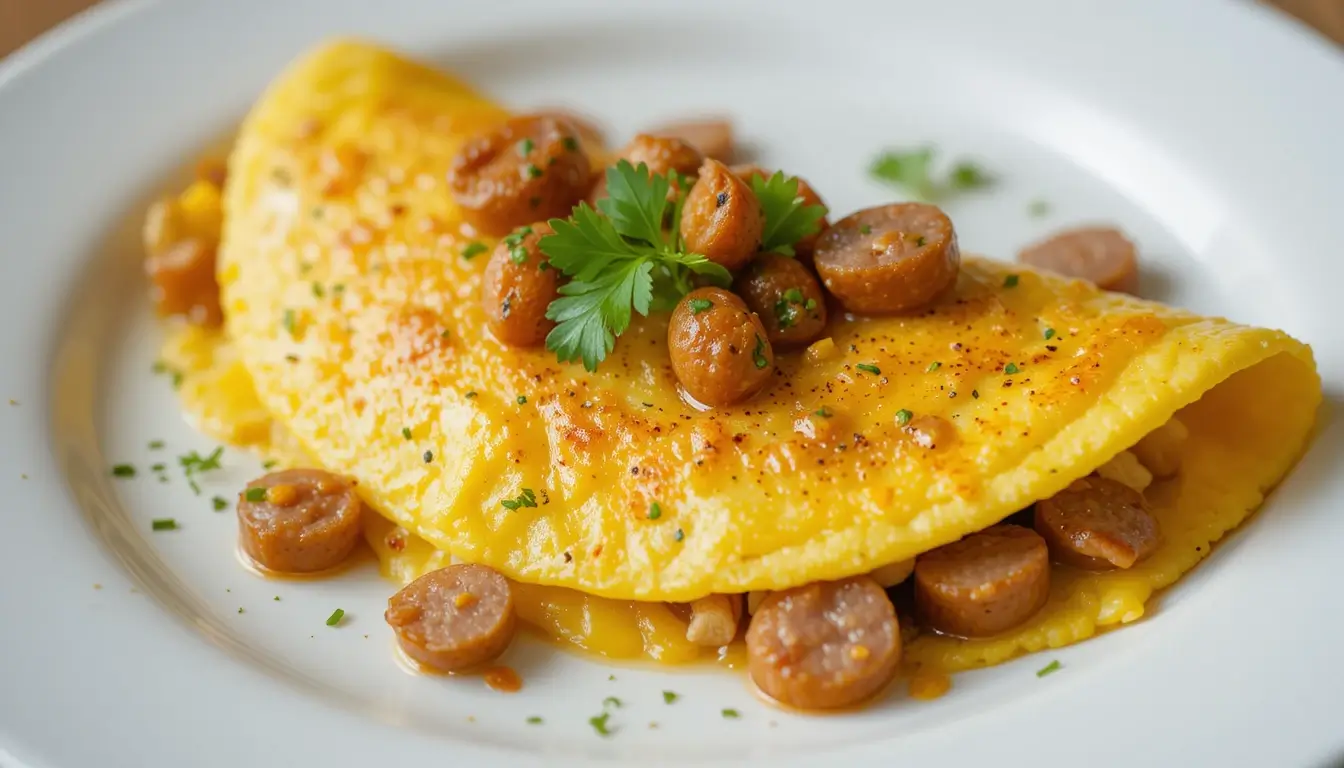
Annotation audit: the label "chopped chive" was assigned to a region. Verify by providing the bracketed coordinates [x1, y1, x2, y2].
[326, 608, 345, 627]
[662, 690, 678, 704]
[752, 335, 769, 369]
[526, 716, 543, 725]
[461, 241, 488, 260]
[423, 450, 434, 463]
[111, 464, 136, 478]
[673, 528, 685, 542]
[150, 463, 166, 472]
[1036, 660, 1062, 677]
[1044, 327, 1056, 340]
[856, 363, 881, 375]
[148, 440, 165, 450]
[648, 502, 662, 520]
[1003, 274, 1020, 288]
[261, 459, 278, 470]
[151, 518, 177, 531]
[517, 395, 527, 404]
[1004, 362, 1020, 375]
[927, 361, 941, 372]
[895, 409, 913, 426]
[244, 487, 266, 502]
[517, 138, 535, 156]
[212, 496, 228, 511]
[689, 298, 713, 314]
[401, 427, 412, 440]
[721, 709, 740, 719]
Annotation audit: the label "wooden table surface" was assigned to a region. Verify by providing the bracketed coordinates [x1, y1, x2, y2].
[2, 0, 1342, 60]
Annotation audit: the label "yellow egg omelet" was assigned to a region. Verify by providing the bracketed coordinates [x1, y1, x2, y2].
[159, 40, 1319, 674]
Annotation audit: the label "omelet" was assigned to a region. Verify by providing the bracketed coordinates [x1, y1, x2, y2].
[157, 40, 1321, 673]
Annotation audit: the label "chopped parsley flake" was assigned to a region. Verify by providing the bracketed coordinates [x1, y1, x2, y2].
[589, 711, 614, 737]
[151, 518, 177, 531]
[517, 138, 535, 156]
[526, 716, 543, 725]
[525, 163, 543, 179]
[148, 440, 165, 450]
[858, 224, 872, 235]
[501, 488, 538, 511]
[401, 427, 412, 440]
[244, 487, 267, 502]
[150, 463, 166, 472]
[856, 363, 881, 375]
[896, 409, 913, 426]
[562, 136, 579, 152]
[423, 450, 434, 463]
[721, 709, 741, 719]
[689, 298, 714, 314]
[509, 245, 528, 265]
[179, 446, 224, 495]
[662, 690, 678, 704]
[461, 241, 488, 260]
[311, 282, 324, 298]
[752, 335, 770, 369]
[1003, 274, 1019, 288]
[749, 171, 828, 256]
[212, 496, 228, 511]
[261, 459, 278, 470]
[282, 308, 297, 336]
[648, 502, 662, 520]
[673, 528, 685, 542]
[326, 608, 345, 627]
[603, 696, 623, 709]
[111, 464, 136, 478]
[1036, 660, 1062, 677]
[869, 147, 995, 202]
[814, 406, 833, 418]
[1044, 327, 1056, 340]
[927, 361, 941, 372]
[1004, 362, 1020, 375]
[1028, 199, 1051, 217]
[517, 395, 527, 405]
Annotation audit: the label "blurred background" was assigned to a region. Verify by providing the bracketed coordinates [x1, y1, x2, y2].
[1, 0, 1343, 59]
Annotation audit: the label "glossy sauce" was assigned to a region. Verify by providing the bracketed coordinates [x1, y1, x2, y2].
[483, 665, 523, 693]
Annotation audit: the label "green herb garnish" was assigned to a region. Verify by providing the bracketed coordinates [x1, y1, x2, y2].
[150, 463, 166, 473]
[401, 427, 412, 440]
[752, 335, 770, 369]
[589, 711, 613, 737]
[603, 696, 622, 709]
[244, 487, 266, 502]
[869, 147, 995, 201]
[526, 716, 543, 725]
[282, 308, 296, 336]
[1044, 328, 1056, 340]
[179, 446, 224, 495]
[689, 298, 713, 315]
[856, 363, 881, 375]
[648, 502, 662, 520]
[518, 138, 535, 156]
[1028, 199, 1050, 217]
[749, 172, 827, 257]
[562, 136, 579, 152]
[326, 608, 345, 627]
[148, 440, 165, 450]
[1036, 660, 1062, 677]
[111, 464, 136, 478]
[517, 395, 527, 405]
[814, 406, 832, 418]
[858, 224, 872, 235]
[151, 518, 177, 531]
[261, 459, 278, 470]
[501, 488, 538, 511]
[423, 450, 434, 463]
[662, 690, 678, 704]
[461, 241, 488, 260]
[539, 161, 732, 371]
[212, 496, 228, 511]
[1003, 274, 1019, 288]
[525, 163, 543, 179]
[896, 409, 913, 426]
[927, 361, 942, 372]
[721, 709, 740, 719]
[1004, 362, 1020, 375]
[673, 528, 685, 542]
[311, 282, 324, 299]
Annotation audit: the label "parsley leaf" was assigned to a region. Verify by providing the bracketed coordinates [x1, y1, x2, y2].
[179, 446, 223, 495]
[750, 172, 826, 256]
[869, 146, 995, 202]
[541, 162, 730, 371]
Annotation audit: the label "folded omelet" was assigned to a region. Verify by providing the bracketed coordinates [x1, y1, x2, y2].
[184, 40, 1320, 672]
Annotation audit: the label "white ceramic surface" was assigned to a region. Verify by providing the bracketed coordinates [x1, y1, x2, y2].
[2, 1, 1343, 766]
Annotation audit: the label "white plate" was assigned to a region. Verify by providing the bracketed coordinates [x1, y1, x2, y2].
[2, 1, 1343, 766]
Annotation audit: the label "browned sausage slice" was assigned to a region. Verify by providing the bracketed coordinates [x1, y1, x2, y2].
[680, 159, 763, 271]
[746, 576, 901, 710]
[914, 524, 1050, 638]
[448, 115, 591, 236]
[1034, 476, 1161, 570]
[733, 253, 828, 347]
[668, 287, 774, 407]
[649, 118, 735, 163]
[813, 203, 960, 315]
[1017, 226, 1139, 294]
[588, 134, 704, 205]
[385, 564, 517, 672]
[236, 469, 364, 574]
[482, 222, 560, 347]
[145, 238, 223, 327]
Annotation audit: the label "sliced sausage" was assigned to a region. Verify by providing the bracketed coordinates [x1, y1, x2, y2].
[649, 118, 735, 163]
[668, 287, 774, 407]
[590, 134, 704, 204]
[746, 576, 901, 710]
[535, 108, 607, 152]
[1017, 226, 1139, 294]
[1034, 476, 1161, 570]
[145, 238, 223, 327]
[448, 115, 591, 236]
[813, 203, 960, 315]
[236, 469, 364, 573]
[914, 524, 1050, 638]
[732, 165, 829, 259]
[385, 564, 517, 672]
[482, 222, 560, 347]
[733, 253, 828, 347]
[680, 159, 763, 271]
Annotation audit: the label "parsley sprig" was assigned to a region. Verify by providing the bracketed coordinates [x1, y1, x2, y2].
[749, 172, 826, 256]
[870, 146, 994, 202]
[540, 161, 731, 371]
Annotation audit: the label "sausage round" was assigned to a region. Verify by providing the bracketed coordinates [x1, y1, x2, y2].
[1017, 226, 1139, 294]
[145, 238, 222, 327]
[679, 159, 764, 271]
[813, 203, 960, 315]
[733, 253, 828, 347]
[1034, 476, 1162, 570]
[385, 564, 517, 672]
[649, 118, 735, 163]
[668, 287, 774, 407]
[746, 576, 901, 710]
[588, 133, 704, 206]
[448, 115, 591, 236]
[236, 469, 364, 574]
[732, 165, 829, 259]
[482, 222, 560, 347]
[914, 524, 1050, 638]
